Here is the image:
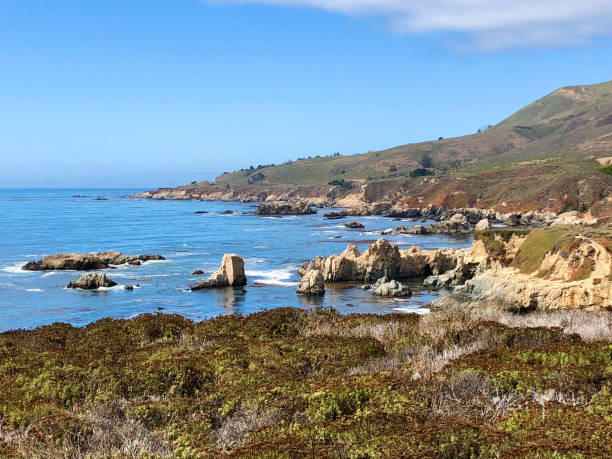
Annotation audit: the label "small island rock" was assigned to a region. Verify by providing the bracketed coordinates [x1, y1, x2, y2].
[344, 221, 365, 229]
[67, 273, 117, 290]
[373, 277, 412, 297]
[192, 254, 247, 290]
[255, 201, 316, 216]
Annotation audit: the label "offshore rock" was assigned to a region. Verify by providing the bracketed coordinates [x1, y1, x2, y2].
[255, 201, 316, 216]
[192, 254, 247, 290]
[344, 221, 365, 229]
[296, 269, 325, 296]
[23, 251, 165, 271]
[67, 273, 117, 290]
[373, 277, 412, 297]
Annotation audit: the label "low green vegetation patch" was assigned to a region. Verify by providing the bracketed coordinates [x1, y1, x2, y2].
[0, 307, 610, 457]
[599, 165, 612, 176]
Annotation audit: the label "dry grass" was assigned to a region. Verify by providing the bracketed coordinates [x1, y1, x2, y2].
[216, 403, 282, 451]
[2, 400, 170, 459]
[470, 305, 612, 342]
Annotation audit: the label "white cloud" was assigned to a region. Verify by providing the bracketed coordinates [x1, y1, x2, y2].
[206, 0, 612, 49]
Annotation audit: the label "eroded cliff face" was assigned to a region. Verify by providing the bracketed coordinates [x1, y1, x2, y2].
[299, 227, 612, 310]
[460, 229, 612, 310]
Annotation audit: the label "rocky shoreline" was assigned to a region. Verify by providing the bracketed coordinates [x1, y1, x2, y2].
[297, 227, 612, 310]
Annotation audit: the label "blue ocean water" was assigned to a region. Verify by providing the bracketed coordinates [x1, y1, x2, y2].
[0, 189, 473, 332]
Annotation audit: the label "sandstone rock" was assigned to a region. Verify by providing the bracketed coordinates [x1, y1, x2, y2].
[255, 201, 316, 216]
[474, 219, 492, 231]
[23, 251, 165, 271]
[298, 239, 459, 284]
[373, 278, 412, 297]
[344, 221, 365, 229]
[192, 254, 246, 290]
[296, 269, 325, 296]
[67, 273, 117, 290]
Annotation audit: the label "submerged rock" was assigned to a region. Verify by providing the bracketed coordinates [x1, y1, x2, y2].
[255, 201, 316, 216]
[222, 210, 234, 215]
[296, 269, 325, 296]
[344, 221, 365, 229]
[67, 273, 117, 290]
[23, 251, 165, 271]
[192, 269, 205, 275]
[373, 277, 412, 297]
[192, 254, 247, 290]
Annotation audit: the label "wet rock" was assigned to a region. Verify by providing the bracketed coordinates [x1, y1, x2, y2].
[192, 270, 204, 275]
[324, 211, 346, 220]
[124, 285, 134, 290]
[344, 221, 365, 229]
[296, 269, 325, 296]
[222, 210, 234, 215]
[22, 251, 165, 271]
[192, 254, 247, 290]
[474, 219, 492, 231]
[373, 277, 412, 297]
[195, 211, 208, 214]
[255, 201, 316, 216]
[67, 273, 117, 290]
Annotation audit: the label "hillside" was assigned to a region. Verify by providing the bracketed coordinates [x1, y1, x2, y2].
[134, 80, 612, 218]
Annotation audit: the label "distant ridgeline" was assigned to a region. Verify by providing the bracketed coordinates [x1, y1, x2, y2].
[136, 80, 612, 221]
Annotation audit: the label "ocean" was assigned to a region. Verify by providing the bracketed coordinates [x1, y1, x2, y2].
[0, 189, 472, 332]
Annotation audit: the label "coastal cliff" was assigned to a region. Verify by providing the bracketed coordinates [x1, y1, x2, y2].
[298, 226, 612, 310]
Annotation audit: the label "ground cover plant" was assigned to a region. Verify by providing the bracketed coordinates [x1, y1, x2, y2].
[0, 305, 610, 457]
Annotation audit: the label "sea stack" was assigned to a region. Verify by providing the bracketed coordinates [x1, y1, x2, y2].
[192, 254, 247, 290]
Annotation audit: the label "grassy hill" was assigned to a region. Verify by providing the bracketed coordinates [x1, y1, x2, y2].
[141, 80, 612, 217]
[213, 80, 612, 187]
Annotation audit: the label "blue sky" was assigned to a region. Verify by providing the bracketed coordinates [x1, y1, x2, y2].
[2, 0, 612, 188]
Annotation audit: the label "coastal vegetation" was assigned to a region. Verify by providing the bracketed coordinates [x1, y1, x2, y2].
[0, 306, 610, 457]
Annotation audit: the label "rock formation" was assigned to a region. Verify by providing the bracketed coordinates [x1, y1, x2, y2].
[300, 227, 612, 310]
[373, 277, 412, 297]
[344, 221, 365, 229]
[474, 219, 492, 231]
[23, 252, 165, 271]
[255, 201, 316, 216]
[389, 213, 471, 235]
[67, 273, 117, 290]
[296, 269, 325, 296]
[299, 238, 458, 284]
[192, 254, 247, 290]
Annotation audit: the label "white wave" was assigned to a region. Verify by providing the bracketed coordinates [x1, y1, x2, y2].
[26, 288, 43, 292]
[1, 263, 28, 274]
[25, 254, 39, 257]
[42, 271, 58, 277]
[243, 228, 266, 232]
[393, 307, 430, 315]
[246, 267, 298, 287]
